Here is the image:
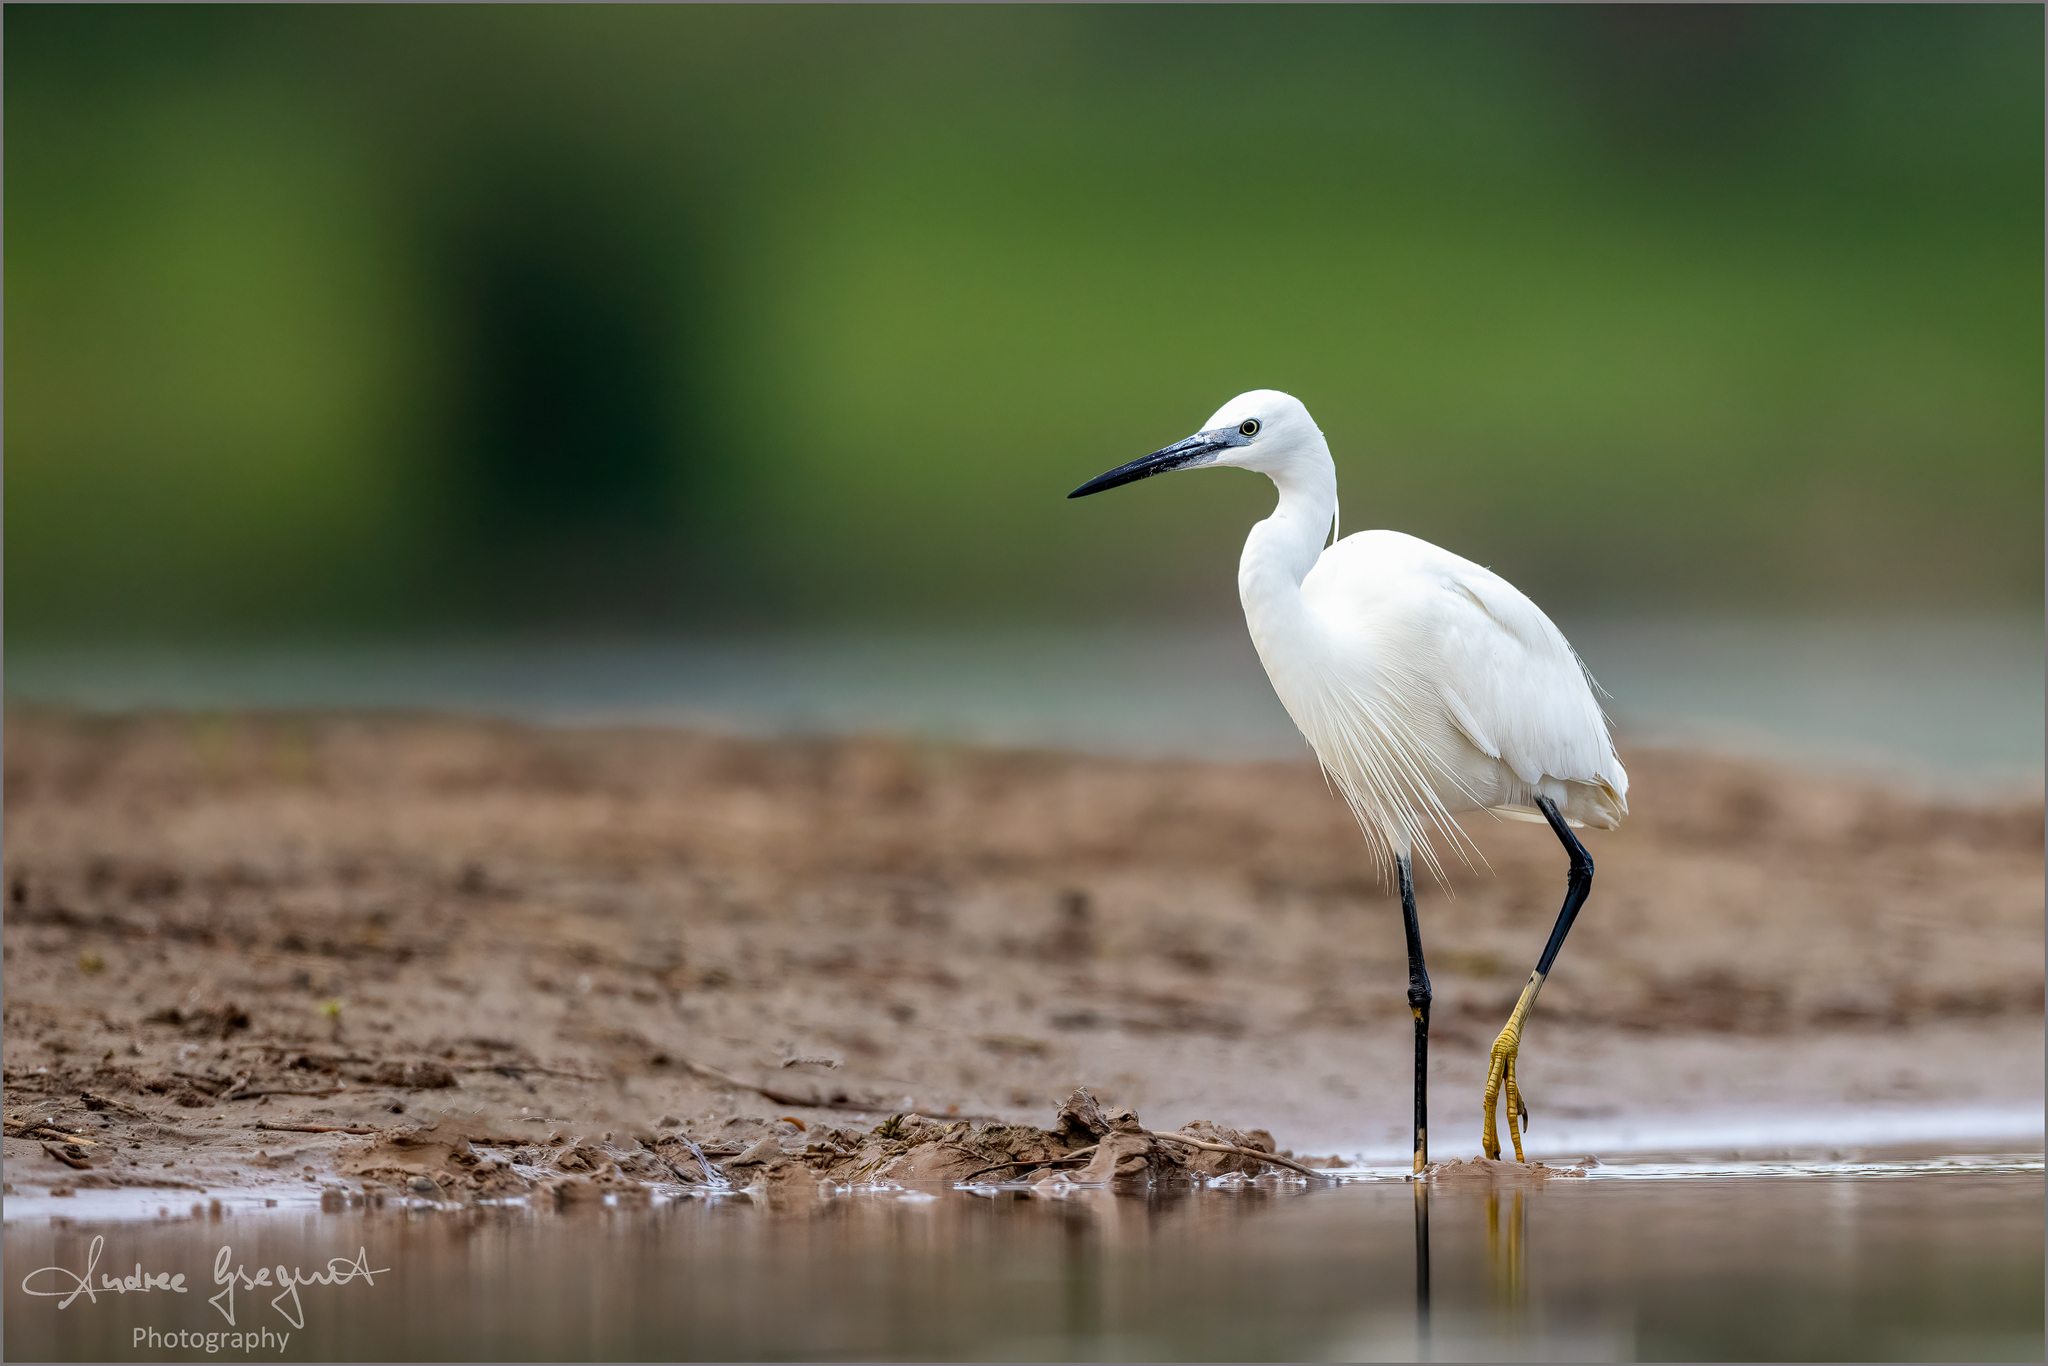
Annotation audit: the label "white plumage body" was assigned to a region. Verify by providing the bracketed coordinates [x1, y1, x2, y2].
[1249, 526, 1627, 880]
[1135, 389, 1634, 882]
[1070, 387, 1628, 881]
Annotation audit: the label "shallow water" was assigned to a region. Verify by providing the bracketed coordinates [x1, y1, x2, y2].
[8, 1151, 2040, 1362]
[9, 614, 2042, 792]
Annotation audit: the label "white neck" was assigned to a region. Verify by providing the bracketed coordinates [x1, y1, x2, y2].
[1237, 447, 1337, 655]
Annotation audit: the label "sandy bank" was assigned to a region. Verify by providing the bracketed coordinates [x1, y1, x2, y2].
[4, 709, 2040, 1199]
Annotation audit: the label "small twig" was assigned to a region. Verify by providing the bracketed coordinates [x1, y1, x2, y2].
[675, 1056, 1007, 1124]
[251, 1121, 378, 1135]
[179, 1069, 331, 1100]
[1143, 1130, 1337, 1181]
[453, 1063, 601, 1081]
[231, 1046, 375, 1063]
[673, 1056, 890, 1114]
[170, 1070, 233, 1094]
[42, 1141, 96, 1169]
[6, 1116, 96, 1144]
[960, 1146, 1098, 1183]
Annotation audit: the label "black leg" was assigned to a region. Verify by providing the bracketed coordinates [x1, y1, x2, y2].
[1398, 853, 1431, 1172]
[1532, 796, 1595, 980]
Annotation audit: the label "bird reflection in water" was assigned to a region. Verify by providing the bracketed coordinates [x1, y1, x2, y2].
[1487, 1188, 1527, 1315]
[1410, 1179, 1532, 1358]
[1413, 1181, 1432, 1353]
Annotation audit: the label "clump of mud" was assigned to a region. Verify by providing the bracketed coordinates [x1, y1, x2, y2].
[1419, 1155, 1585, 1183]
[285, 1088, 1319, 1208]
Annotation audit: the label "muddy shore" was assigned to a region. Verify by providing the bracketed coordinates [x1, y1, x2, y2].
[4, 708, 2040, 1203]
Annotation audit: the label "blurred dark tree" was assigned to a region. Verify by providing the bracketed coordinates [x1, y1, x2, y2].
[433, 159, 706, 623]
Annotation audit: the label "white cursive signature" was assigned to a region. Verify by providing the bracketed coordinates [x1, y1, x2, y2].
[20, 1236, 188, 1308]
[208, 1243, 389, 1329]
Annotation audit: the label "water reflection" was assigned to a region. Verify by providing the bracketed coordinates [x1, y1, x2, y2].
[1413, 1183, 1431, 1349]
[6, 1162, 2041, 1361]
[1405, 1185, 1554, 1361]
[1485, 1188, 1525, 1317]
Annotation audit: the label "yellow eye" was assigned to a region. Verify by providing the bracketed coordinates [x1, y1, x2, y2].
[1239, 419, 1260, 436]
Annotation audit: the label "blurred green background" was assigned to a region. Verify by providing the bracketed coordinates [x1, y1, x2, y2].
[8, 4, 2042, 644]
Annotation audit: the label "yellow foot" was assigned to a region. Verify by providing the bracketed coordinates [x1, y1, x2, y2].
[1481, 1027, 1531, 1161]
[1482, 972, 1543, 1162]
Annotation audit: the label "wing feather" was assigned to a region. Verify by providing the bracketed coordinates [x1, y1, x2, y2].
[1432, 553, 1621, 794]
[1299, 530, 1628, 834]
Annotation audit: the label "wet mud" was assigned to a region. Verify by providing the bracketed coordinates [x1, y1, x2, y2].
[4, 708, 2040, 1202]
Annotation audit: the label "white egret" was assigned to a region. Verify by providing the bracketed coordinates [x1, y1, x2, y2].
[1069, 390, 1628, 1169]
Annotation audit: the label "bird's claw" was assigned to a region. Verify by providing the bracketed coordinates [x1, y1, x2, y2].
[1481, 1023, 1529, 1163]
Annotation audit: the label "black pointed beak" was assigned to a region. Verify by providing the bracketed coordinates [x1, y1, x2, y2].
[1067, 428, 1245, 499]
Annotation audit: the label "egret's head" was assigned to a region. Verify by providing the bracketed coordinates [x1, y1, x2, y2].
[1067, 389, 1325, 499]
